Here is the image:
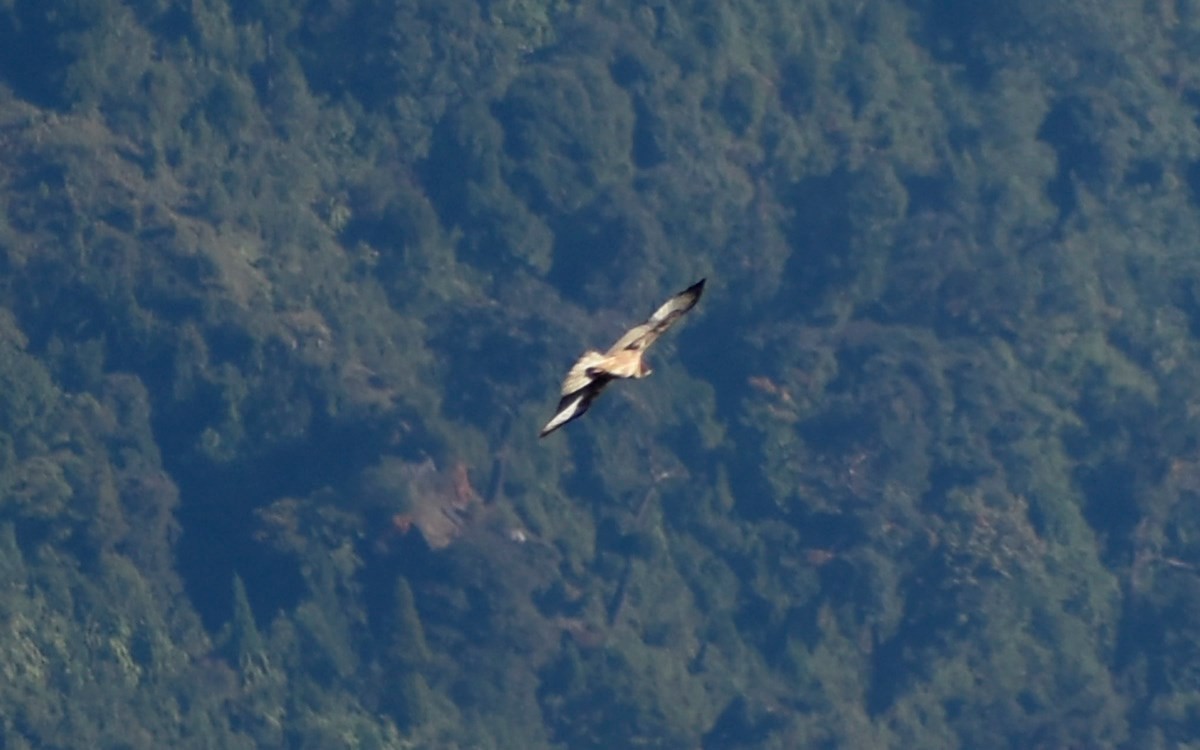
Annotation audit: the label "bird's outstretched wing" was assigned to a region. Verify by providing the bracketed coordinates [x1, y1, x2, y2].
[558, 350, 610, 396]
[539, 382, 605, 437]
[605, 278, 705, 354]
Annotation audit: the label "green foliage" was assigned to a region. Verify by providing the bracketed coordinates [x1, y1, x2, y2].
[0, 0, 1199, 747]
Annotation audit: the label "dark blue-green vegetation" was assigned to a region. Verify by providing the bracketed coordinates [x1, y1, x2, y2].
[0, 0, 1198, 747]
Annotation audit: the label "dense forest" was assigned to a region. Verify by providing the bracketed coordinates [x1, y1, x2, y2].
[1, 0, 1199, 747]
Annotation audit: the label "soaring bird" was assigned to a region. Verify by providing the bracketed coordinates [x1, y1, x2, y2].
[540, 279, 705, 437]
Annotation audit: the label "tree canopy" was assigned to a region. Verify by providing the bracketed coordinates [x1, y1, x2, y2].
[0, 0, 1199, 747]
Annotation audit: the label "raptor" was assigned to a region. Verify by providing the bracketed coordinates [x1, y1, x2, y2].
[540, 279, 705, 437]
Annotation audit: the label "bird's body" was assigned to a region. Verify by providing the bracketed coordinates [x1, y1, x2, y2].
[540, 279, 705, 437]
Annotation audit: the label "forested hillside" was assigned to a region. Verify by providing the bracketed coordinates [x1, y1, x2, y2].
[1, 1, 1199, 747]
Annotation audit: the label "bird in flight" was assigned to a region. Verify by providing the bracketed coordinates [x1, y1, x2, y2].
[540, 279, 705, 438]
